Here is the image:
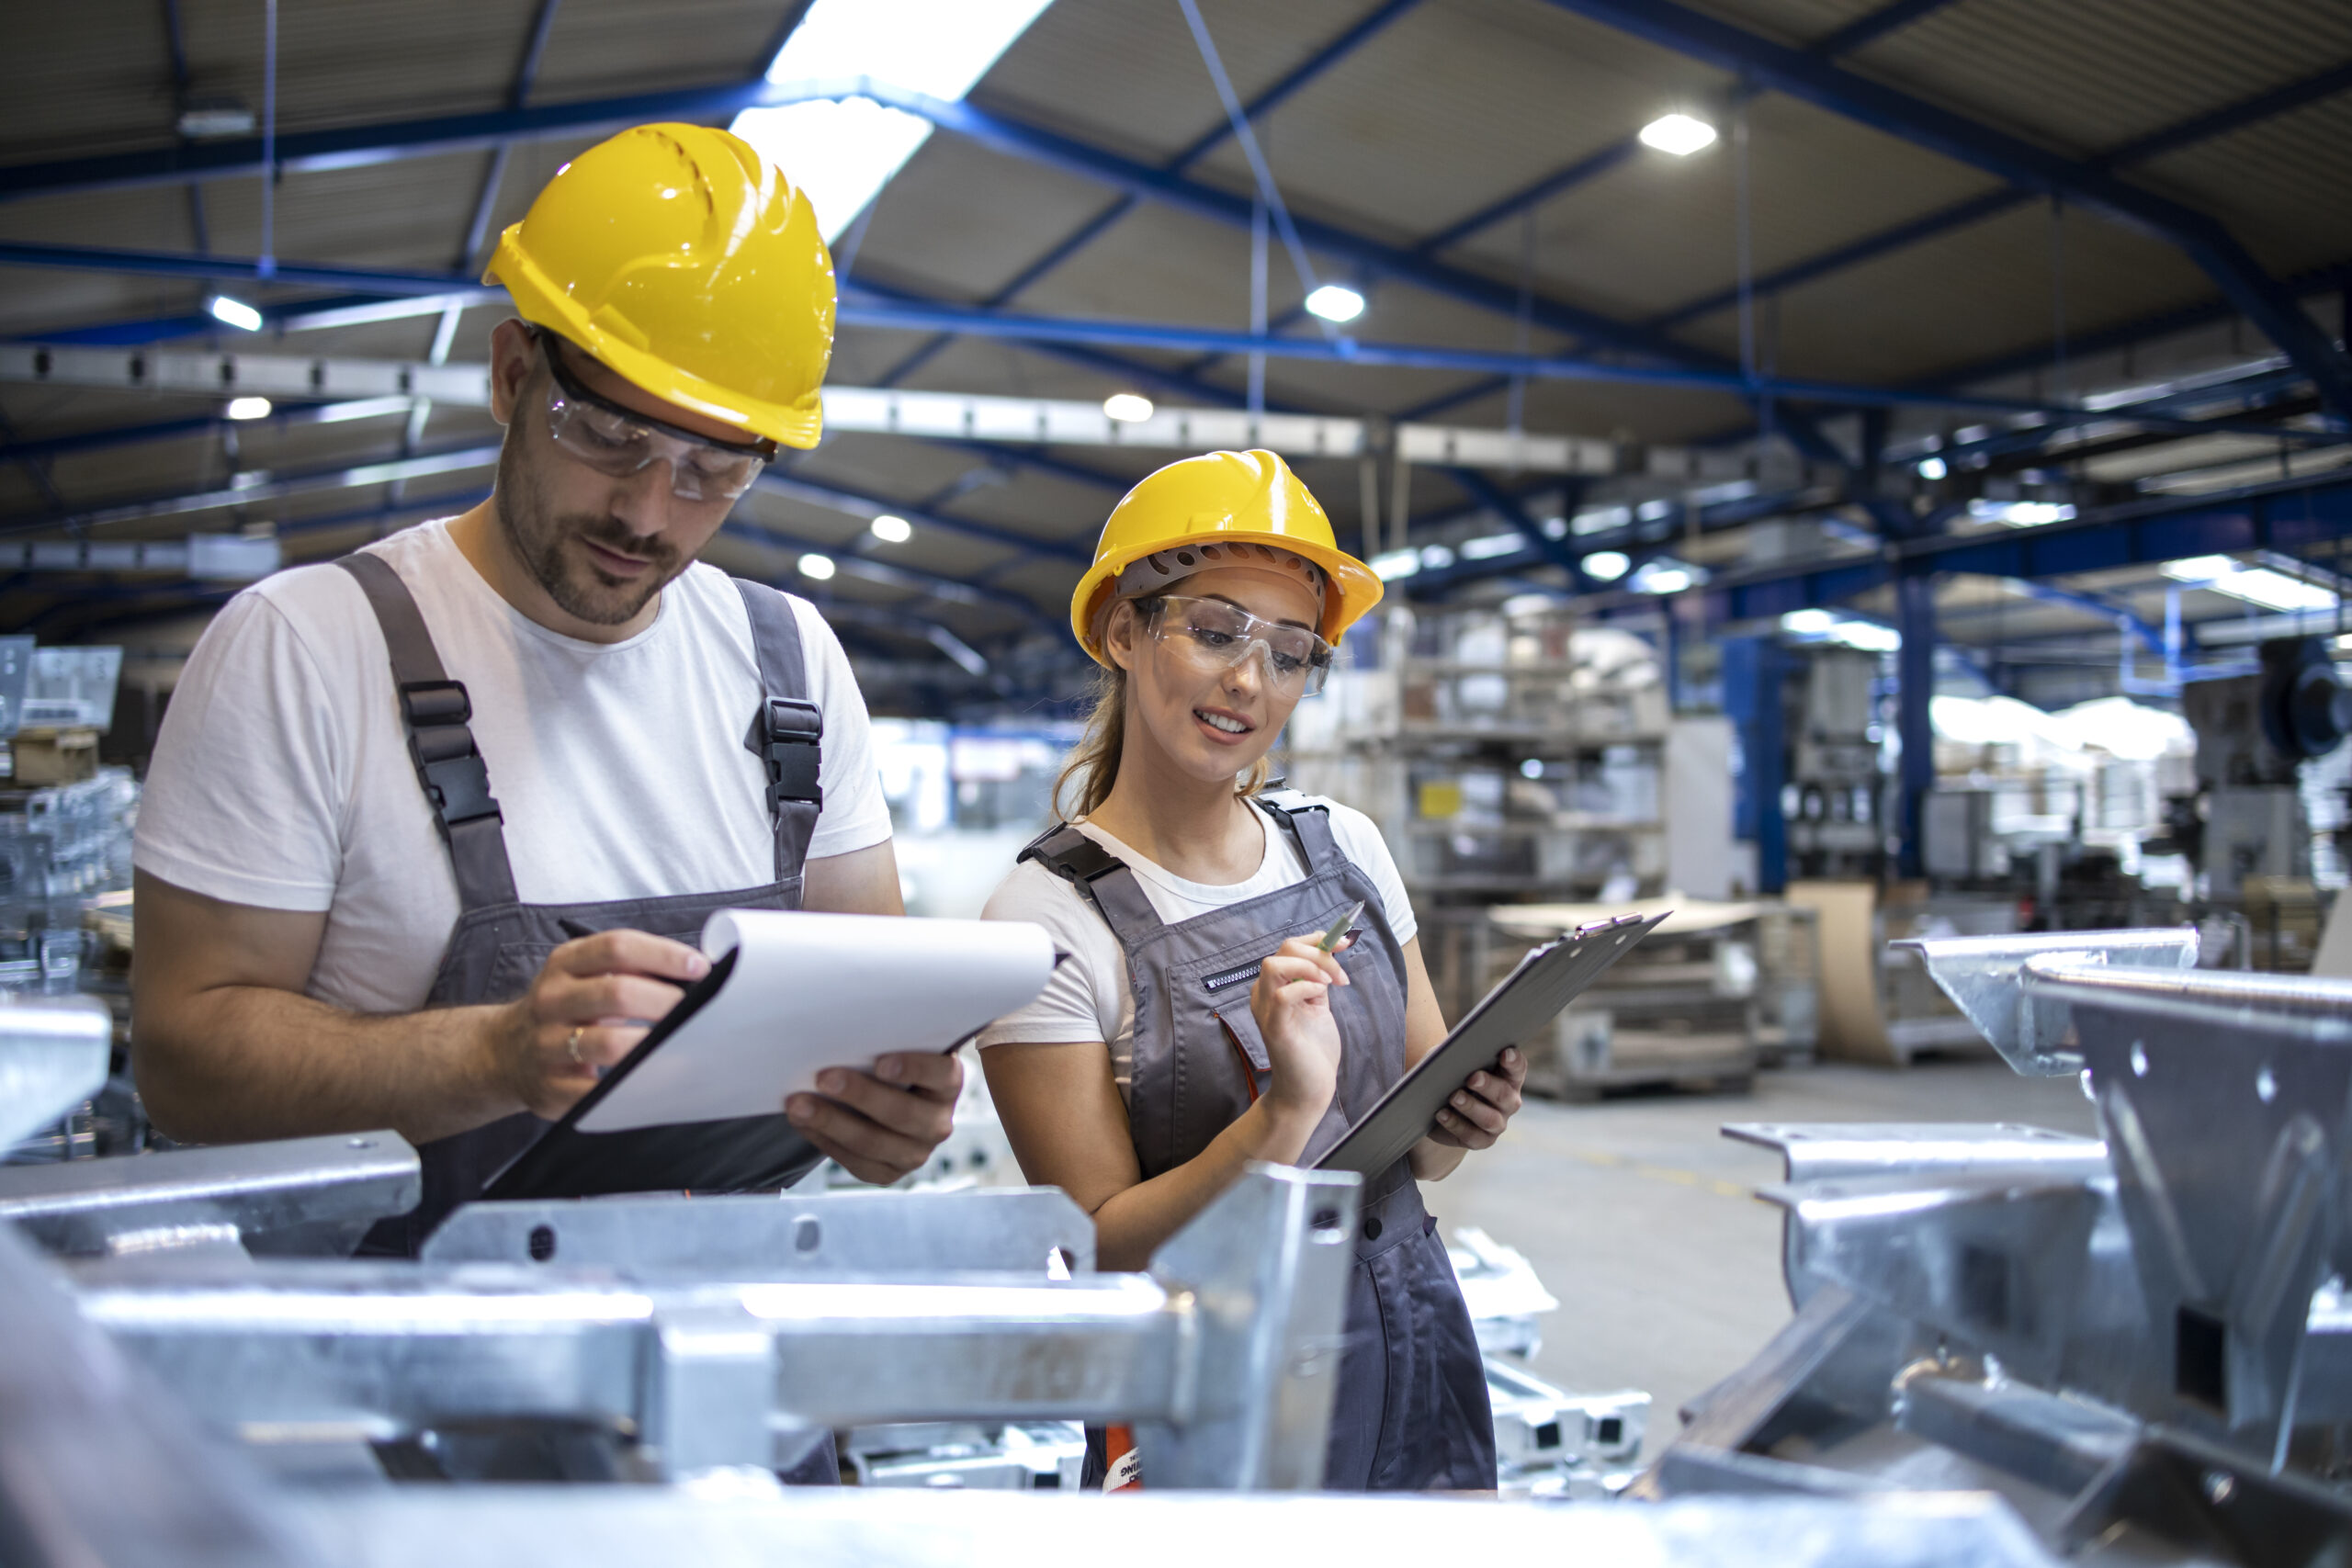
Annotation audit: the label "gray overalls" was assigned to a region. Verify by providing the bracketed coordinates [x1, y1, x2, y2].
[1023, 797, 1497, 1490]
[334, 553, 827, 1258]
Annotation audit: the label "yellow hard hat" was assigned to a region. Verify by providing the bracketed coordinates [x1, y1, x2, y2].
[483, 123, 835, 448]
[1071, 449, 1383, 664]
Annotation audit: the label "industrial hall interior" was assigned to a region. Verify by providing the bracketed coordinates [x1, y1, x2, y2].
[7, 0, 2352, 1561]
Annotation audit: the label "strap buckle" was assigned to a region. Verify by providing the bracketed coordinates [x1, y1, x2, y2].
[397, 679, 501, 830]
[762, 697, 823, 809]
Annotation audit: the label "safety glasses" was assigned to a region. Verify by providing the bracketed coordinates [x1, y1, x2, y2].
[534, 327, 776, 502]
[1142, 594, 1337, 696]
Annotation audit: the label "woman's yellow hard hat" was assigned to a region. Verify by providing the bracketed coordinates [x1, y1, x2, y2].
[1070, 449, 1383, 664]
[483, 123, 835, 448]
[1077, 446, 1383, 662]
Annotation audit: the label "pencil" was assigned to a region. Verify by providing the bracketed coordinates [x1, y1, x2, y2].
[1316, 899, 1365, 953]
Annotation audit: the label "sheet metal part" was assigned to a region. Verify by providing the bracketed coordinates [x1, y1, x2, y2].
[69, 1162, 1357, 1490]
[1651, 928, 2352, 1562]
[422, 1188, 1097, 1277]
[0, 1129, 420, 1258]
[0, 992, 112, 1150]
[1892, 927, 2199, 1076]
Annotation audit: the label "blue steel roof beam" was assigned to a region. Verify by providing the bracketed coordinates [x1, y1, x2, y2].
[0, 79, 1784, 386]
[1651, 62, 2352, 334]
[1443, 467, 1592, 587]
[454, 0, 564, 270]
[1544, 0, 2352, 413]
[0, 243, 2294, 430]
[1414, 0, 1961, 260]
[26, 291, 480, 346]
[875, 0, 1422, 389]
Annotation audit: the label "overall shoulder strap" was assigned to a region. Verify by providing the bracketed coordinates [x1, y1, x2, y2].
[731, 580, 823, 884]
[1019, 823, 1164, 946]
[335, 553, 519, 910]
[1256, 792, 1339, 874]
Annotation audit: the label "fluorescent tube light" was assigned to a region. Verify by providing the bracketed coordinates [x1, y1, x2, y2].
[733, 0, 1057, 242]
[1781, 609, 1835, 635]
[207, 295, 265, 333]
[1102, 392, 1154, 423]
[1459, 533, 1523, 560]
[1304, 284, 1365, 323]
[798, 553, 837, 581]
[1639, 113, 1717, 155]
[2161, 557, 2335, 614]
[225, 397, 273, 421]
[869, 513, 912, 543]
[1369, 549, 1420, 581]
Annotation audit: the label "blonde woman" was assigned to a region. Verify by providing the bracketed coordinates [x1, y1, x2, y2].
[978, 450, 1522, 1490]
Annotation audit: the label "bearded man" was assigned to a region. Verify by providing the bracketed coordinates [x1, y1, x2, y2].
[130, 125, 960, 1259]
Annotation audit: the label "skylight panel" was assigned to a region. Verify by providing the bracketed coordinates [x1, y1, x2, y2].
[733, 0, 1057, 242]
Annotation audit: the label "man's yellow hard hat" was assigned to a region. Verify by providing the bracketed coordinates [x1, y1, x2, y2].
[483, 123, 835, 448]
[1071, 449, 1383, 665]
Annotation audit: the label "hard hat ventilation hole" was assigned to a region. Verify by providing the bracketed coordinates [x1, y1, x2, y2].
[1201, 544, 1224, 559]
[1177, 551, 1196, 566]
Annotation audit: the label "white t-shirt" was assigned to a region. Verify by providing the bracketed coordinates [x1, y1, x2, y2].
[134, 517, 892, 1014]
[975, 796, 1416, 1101]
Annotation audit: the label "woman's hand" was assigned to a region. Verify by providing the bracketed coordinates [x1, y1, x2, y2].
[1427, 1046, 1527, 1151]
[1250, 933, 1350, 1123]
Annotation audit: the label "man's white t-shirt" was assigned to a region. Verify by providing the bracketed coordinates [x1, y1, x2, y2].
[975, 796, 1415, 1103]
[134, 518, 892, 1015]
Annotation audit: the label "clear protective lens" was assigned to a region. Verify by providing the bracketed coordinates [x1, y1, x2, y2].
[537, 333, 771, 502]
[1148, 595, 1333, 696]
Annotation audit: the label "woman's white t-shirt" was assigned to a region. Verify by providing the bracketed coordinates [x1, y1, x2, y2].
[976, 795, 1416, 1102]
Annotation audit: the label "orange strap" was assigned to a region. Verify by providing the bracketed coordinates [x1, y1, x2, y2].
[1219, 1014, 1266, 1105]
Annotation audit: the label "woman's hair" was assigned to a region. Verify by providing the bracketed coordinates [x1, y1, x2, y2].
[1053, 598, 1270, 820]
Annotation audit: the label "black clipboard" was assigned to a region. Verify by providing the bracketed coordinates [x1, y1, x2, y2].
[481, 947, 828, 1202]
[1314, 911, 1668, 1177]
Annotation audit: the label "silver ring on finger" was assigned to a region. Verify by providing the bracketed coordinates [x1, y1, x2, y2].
[566, 1026, 586, 1066]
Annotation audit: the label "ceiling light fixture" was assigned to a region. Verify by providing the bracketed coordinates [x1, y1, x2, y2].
[1304, 283, 1365, 323]
[1638, 113, 1718, 155]
[207, 295, 265, 333]
[1103, 392, 1154, 423]
[225, 397, 273, 421]
[869, 513, 912, 543]
[731, 0, 1057, 242]
[798, 552, 837, 581]
[1582, 550, 1631, 581]
[1917, 457, 1948, 480]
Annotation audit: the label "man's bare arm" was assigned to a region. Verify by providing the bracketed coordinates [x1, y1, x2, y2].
[130, 869, 706, 1146]
[799, 839, 905, 917]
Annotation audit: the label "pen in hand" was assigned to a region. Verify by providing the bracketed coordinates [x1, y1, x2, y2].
[1317, 900, 1365, 954]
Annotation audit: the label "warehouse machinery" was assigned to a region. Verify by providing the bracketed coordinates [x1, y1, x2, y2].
[1641, 924, 2352, 1562]
[0, 994, 2052, 1565]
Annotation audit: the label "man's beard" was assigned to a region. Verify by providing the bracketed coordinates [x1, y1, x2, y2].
[493, 437, 688, 626]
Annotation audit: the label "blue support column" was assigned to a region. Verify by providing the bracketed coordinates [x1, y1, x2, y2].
[1894, 571, 1938, 880]
[1721, 636, 1788, 894]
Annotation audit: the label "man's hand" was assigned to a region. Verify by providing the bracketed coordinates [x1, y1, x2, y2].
[786, 1052, 963, 1186]
[1427, 1046, 1527, 1151]
[489, 930, 710, 1120]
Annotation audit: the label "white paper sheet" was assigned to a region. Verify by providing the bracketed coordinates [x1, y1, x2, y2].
[575, 909, 1057, 1134]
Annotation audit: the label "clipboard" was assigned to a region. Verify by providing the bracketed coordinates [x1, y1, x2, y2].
[1314, 910, 1668, 1177]
[480, 910, 1059, 1205]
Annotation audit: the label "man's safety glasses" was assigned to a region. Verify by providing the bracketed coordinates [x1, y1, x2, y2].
[535, 328, 776, 502]
[1141, 594, 1337, 696]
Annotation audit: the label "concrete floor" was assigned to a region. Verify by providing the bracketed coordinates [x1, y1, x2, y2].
[1423, 1054, 2102, 1460]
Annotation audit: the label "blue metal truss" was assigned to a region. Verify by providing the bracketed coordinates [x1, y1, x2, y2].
[5, 240, 2233, 423]
[1649, 58, 2352, 333]
[1539, 0, 2352, 420]
[876, 0, 1423, 389]
[1415, 0, 1962, 260]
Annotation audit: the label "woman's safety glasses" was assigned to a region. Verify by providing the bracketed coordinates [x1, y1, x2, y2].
[534, 328, 776, 502]
[1141, 594, 1337, 696]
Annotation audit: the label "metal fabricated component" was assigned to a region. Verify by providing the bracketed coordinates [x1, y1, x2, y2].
[1892, 927, 2199, 1075]
[0, 991, 111, 1150]
[424, 1187, 1095, 1276]
[1647, 929, 2352, 1562]
[72, 1163, 1357, 1489]
[0, 1130, 420, 1258]
[1487, 1359, 1646, 1492]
